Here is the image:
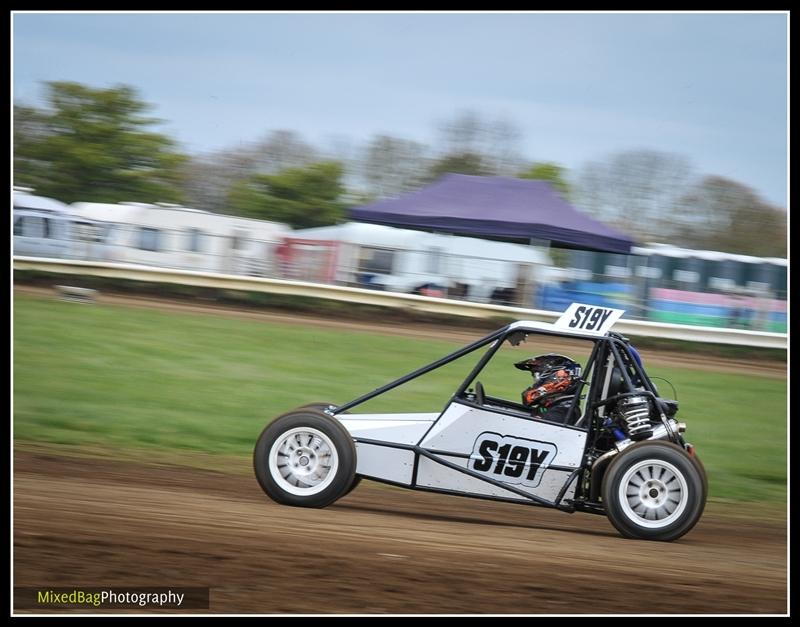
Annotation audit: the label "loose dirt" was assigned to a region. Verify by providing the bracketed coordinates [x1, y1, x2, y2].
[13, 449, 787, 615]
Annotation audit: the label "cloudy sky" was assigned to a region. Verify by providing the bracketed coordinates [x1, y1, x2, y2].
[12, 11, 788, 207]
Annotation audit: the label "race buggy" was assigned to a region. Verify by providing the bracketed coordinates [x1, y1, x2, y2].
[254, 303, 707, 541]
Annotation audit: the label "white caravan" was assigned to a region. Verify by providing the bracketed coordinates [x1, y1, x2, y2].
[69, 202, 291, 276]
[13, 189, 73, 258]
[292, 222, 553, 303]
[13, 188, 111, 260]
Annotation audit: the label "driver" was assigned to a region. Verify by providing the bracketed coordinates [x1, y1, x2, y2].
[515, 354, 582, 423]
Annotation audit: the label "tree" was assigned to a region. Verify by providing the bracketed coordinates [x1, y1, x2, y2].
[227, 161, 347, 229]
[360, 134, 430, 199]
[483, 117, 526, 175]
[423, 151, 494, 183]
[435, 110, 525, 176]
[180, 129, 323, 213]
[574, 149, 694, 241]
[517, 162, 572, 199]
[249, 129, 320, 174]
[14, 81, 187, 204]
[179, 151, 257, 213]
[674, 176, 787, 257]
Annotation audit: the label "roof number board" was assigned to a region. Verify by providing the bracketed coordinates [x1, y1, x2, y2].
[553, 303, 625, 335]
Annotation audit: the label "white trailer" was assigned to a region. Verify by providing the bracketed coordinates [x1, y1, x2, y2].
[13, 188, 111, 261]
[293, 222, 553, 303]
[69, 201, 291, 276]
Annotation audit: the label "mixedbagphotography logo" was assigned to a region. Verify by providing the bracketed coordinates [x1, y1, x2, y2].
[14, 587, 210, 610]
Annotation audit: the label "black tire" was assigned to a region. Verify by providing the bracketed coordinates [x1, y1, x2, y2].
[691, 453, 709, 504]
[343, 475, 363, 495]
[602, 441, 706, 541]
[253, 408, 357, 508]
[295, 402, 361, 496]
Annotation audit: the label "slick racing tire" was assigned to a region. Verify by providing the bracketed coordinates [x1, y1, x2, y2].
[254, 408, 357, 508]
[296, 402, 361, 496]
[602, 441, 706, 541]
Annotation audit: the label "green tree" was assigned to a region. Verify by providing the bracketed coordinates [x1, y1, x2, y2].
[424, 151, 494, 183]
[227, 161, 347, 228]
[517, 162, 572, 200]
[14, 81, 187, 204]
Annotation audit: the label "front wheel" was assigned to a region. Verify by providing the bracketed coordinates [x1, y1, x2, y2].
[602, 441, 706, 541]
[295, 402, 361, 496]
[253, 408, 357, 508]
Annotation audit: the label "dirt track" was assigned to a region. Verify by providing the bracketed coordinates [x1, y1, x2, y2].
[13, 449, 787, 615]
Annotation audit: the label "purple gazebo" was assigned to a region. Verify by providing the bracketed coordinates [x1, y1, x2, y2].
[350, 174, 635, 253]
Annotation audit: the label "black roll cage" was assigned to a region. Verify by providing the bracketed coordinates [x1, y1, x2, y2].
[330, 322, 672, 513]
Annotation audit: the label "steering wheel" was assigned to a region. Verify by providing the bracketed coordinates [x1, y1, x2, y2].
[474, 381, 485, 406]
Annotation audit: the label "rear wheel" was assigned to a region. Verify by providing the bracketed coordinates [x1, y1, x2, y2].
[602, 441, 706, 541]
[254, 408, 357, 508]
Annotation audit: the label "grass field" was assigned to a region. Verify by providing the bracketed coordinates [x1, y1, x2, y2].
[13, 293, 787, 502]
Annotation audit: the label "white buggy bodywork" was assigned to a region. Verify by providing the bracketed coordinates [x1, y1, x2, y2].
[333, 315, 618, 504]
[339, 403, 586, 503]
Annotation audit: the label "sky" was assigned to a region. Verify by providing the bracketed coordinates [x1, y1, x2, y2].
[11, 11, 789, 208]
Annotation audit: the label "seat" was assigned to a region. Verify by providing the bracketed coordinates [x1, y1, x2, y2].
[542, 394, 582, 426]
[605, 366, 626, 399]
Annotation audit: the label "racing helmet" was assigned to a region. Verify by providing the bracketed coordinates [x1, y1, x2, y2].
[515, 354, 582, 408]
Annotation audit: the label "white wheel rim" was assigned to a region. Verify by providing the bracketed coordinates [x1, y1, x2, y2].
[268, 427, 339, 496]
[618, 459, 689, 529]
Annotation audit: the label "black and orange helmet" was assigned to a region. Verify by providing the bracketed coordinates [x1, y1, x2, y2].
[516, 354, 581, 408]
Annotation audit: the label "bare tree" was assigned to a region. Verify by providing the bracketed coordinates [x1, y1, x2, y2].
[359, 134, 431, 199]
[250, 129, 320, 173]
[675, 176, 787, 257]
[438, 110, 484, 155]
[434, 110, 526, 176]
[485, 117, 526, 175]
[180, 150, 260, 212]
[574, 149, 694, 242]
[181, 129, 320, 212]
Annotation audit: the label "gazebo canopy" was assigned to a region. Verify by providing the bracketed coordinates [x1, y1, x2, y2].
[350, 174, 635, 254]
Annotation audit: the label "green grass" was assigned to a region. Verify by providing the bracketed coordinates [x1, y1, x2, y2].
[642, 365, 787, 502]
[13, 293, 786, 503]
